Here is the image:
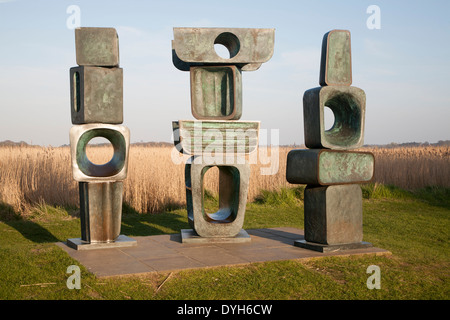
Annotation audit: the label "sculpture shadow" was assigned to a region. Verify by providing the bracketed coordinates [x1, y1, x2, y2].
[121, 206, 190, 237]
[0, 202, 60, 243]
[247, 228, 305, 245]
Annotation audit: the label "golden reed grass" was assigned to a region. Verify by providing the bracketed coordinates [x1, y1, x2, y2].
[0, 145, 448, 214]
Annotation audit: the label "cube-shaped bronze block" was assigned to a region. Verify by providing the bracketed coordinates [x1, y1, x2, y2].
[75, 27, 119, 67]
[303, 86, 366, 150]
[70, 66, 123, 124]
[190, 66, 242, 120]
[319, 30, 352, 86]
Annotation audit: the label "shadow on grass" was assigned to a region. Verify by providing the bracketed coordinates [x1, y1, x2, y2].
[0, 202, 59, 243]
[121, 203, 190, 237]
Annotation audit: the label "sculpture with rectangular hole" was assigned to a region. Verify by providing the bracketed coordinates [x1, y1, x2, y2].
[67, 27, 135, 250]
[172, 28, 274, 243]
[286, 30, 374, 252]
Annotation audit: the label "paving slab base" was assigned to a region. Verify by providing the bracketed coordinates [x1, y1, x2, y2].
[57, 228, 389, 278]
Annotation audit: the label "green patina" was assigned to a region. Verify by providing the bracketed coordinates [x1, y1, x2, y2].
[76, 128, 126, 177]
[318, 151, 374, 184]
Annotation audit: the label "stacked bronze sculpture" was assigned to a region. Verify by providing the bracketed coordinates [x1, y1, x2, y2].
[171, 28, 274, 242]
[67, 27, 135, 250]
[287, 30, 375, 252]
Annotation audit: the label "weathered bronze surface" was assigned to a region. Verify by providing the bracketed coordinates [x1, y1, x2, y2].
[78, 181, 123, 243]
[172, 120, 259, 155]
[303, 86, 366, 150]
[70, 66, 123, 124]
[172, 28, 275, 71]
[75, 27, 119, 67]
[319, 30, 352, 86]
[184, 155, 250, 239]
[303, 184, 363, 245]
[286, 149, 374, 185]
[190, 66, 242, 120]
[70, 124, 130, 182]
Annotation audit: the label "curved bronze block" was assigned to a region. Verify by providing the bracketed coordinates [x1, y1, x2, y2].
[190, 66, 242, 120]
[172, 27, 275, 71]
[286, 149, 374, 185]
[184, 156, 250, 239]
[319, 30, 352, 86]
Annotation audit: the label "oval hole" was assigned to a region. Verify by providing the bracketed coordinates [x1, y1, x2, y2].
[73, 71, 80, 112]
[85, 137, 114, 165]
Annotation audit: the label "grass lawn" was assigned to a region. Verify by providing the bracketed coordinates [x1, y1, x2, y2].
[0, 184, 448, 301]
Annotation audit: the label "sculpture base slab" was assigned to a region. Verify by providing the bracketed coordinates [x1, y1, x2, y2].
[181, 229, 251, 244]
[67, 235, 137, 250]
[294, 240, 372, 253]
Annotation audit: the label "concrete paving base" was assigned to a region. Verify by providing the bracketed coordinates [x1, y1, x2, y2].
[56, 227, 390, 278]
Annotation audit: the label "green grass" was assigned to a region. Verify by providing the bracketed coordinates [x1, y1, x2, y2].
[0, 184, 449, 300]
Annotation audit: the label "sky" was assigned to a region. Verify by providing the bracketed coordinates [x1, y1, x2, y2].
[0, 0, 449, 147]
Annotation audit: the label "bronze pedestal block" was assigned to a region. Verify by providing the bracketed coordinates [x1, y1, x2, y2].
[294, 184, 372, 252]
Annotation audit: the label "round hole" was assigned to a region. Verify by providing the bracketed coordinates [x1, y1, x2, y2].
[85, 137, 114, 165]
[214, 32, 240, 59]
[76, 128, 126, 177]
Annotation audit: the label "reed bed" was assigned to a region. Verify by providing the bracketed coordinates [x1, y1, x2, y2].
[0, 144, 448, 214]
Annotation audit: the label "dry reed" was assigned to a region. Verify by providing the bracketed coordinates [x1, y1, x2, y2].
[0, 144, 448, 214]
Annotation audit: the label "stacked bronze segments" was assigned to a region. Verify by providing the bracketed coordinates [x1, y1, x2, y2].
[67, 28, 134, 249]
[287, 30, 375, 252]
[172, 28, 274, 242]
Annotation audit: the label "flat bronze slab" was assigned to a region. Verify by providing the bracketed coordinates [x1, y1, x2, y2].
[67, 235, 137, 250]
[181, 229, 251, 244]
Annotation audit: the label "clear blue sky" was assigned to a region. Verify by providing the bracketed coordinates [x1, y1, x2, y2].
[0, 0, 449, 146]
